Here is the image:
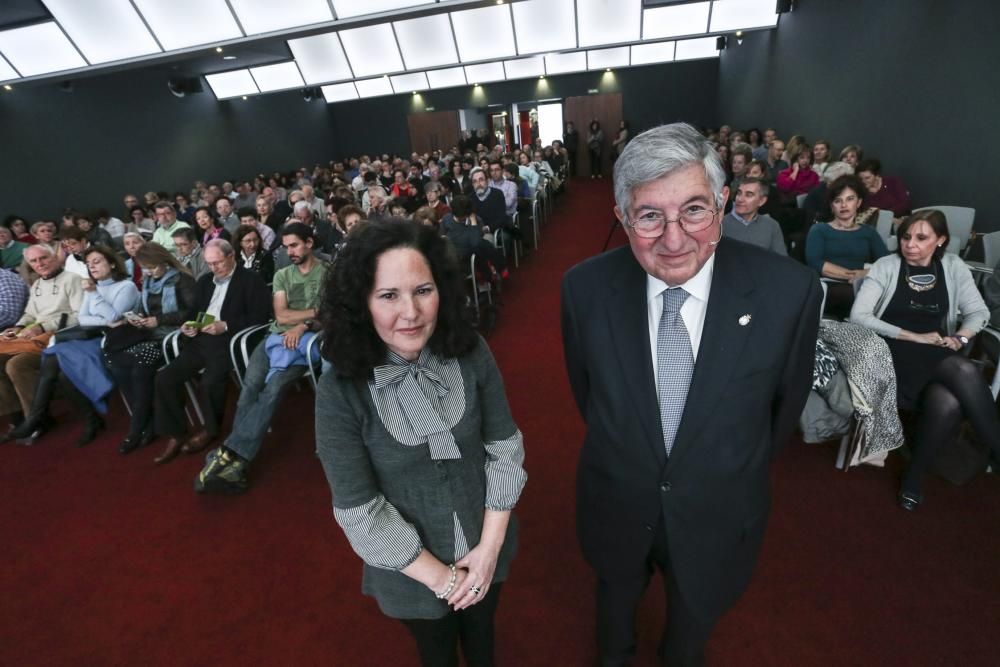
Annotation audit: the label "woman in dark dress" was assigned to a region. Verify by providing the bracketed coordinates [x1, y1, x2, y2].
[315, 221, 526, 666]
[850, 211, 996, 510]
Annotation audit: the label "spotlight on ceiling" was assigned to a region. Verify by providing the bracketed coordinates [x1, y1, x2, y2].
[215, 47, 223, 53]
[58, 80, 74, 93]
[716, 35, 728, 50]
[167, 77, 204, 98]
[301, 86, 322, 102]
[736, 30, 744, 45]
[3, 84, 12, 92]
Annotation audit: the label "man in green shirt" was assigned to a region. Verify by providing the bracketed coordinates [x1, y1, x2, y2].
[0, 227, 28, 269]
[150, 201, 190, 253]
[195, 222, 328, 494]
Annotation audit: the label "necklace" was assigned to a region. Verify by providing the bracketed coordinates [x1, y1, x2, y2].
[905, 261, 937, 292]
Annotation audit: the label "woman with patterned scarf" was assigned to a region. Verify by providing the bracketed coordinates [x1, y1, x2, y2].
[103, 243, 197, 455]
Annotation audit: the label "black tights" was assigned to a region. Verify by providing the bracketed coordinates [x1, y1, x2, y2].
[106, 351, 156, 438]
[902, 355, 1000, 494]
[400, 583, 502, 667]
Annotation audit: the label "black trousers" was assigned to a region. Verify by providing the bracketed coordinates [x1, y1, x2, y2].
[106, 351, 157, 437]
[400, 583, 503, 667]
[567, 151, 578, 177]
[153, 337, 232, 438]
[589, 149, 603, 177]
[596, 521, 716, 667]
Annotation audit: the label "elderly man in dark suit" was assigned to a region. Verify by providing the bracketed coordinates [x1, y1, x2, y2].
[151, 239, 272, 464]
[561, 123, 821, 666]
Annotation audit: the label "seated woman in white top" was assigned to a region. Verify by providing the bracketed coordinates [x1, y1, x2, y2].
[849, 210, 996, 511]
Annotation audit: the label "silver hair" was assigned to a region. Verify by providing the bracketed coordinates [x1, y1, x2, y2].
[24, 243, 54, 258]
[293, 200, 311, 213]
[205, 238, 234, 257]
[613, 123, 727, 215]
[821, 160, 854, 184]
[122, 232, 144, 242]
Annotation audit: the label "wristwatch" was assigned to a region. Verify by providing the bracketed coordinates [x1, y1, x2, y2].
[955, 335, 970, 347]
[303, 319, 314, 330]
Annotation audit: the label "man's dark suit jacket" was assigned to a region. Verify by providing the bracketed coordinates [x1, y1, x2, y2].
[561, 238, 821, 622]
[190, 265, 272, 347]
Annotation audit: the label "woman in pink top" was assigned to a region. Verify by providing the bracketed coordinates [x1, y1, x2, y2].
[777, 145, 820, 197]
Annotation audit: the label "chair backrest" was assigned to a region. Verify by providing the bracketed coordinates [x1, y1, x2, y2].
[875, 209, 893, 242]
[981, 230, 1000, 269]
[913, 205, 976, 253]
[796, 193, 807, 208]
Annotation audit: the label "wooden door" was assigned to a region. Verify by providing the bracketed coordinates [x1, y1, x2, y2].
[564, 92, 622, 177]
[407, 110, 460, 155]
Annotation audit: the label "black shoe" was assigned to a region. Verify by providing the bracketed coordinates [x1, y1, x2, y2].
[119, 430, 153, 455]
[194, 447, 249, 495]
[12, 414, 54, 446]
[76, 416, 106, 448]
[898, 490, 923, 512]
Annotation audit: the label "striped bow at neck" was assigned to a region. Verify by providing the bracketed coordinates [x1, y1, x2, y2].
[373, 351, 461, 460]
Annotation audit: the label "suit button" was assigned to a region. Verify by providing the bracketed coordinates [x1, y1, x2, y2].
[644, 524, 653, 531]
[660, 482, 671, 492]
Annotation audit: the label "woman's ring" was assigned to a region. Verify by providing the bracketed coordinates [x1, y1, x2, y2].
[470, 585, 481, 595]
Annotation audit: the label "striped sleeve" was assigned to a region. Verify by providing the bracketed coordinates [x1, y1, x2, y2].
[483, 429, 527, 511]
[333, 496, 423, 570]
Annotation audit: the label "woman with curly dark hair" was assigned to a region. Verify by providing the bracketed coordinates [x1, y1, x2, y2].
[315, 220, 526, 667]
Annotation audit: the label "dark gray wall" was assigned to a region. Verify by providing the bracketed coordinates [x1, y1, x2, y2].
[718, 0, 1000, 231]
[0, 58, 717, 221]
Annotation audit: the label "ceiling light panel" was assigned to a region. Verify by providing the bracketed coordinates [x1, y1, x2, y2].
[544, 51, 586, 75]
[464, 61, 505, 84]
[642, 2, 710, 40]
[331, 0, 434, 19]
[451, 5, 516, 62]
[709, 0, 779, 32]
[288, 32, 353, 84]
[587, 47, 629, 70]
[322, 81, 359, 102]
[511, 0, 576, 55]
[675, 36, 719, 61]
[390, 71, 428, 93]
[393, 14, 459, 70]
[503, 56, 545, 80]
[631, 41, 675, 65]
[205, 69, 260, 99]
[249, 61, 304, 92]
[426, 66, 467, 89]
[0, 22, 86, 76]
[133, 0, 243, 51]
[577, 0, 640, 47]
[339, 23, 404, 78]
[355, 76, 394, 98]
[0, 54, 17, 81]
[229, 0, 333, 35]
[43, 0, 160, 65]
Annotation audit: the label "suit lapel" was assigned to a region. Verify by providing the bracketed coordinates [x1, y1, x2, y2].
[606, 253, 668, 469]
[667, 241, 756, 468]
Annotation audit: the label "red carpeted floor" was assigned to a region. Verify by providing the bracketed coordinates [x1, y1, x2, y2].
[1, 179, 998, 666]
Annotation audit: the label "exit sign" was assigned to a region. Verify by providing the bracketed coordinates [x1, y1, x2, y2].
[588, 88, 599, 94]
[425, 106, 435, 111]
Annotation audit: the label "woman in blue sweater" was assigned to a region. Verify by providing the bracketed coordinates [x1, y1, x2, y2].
[6, 246, 138, 446]
[805, 174, 888, 317]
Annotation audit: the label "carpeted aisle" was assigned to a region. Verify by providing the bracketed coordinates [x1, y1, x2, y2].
[1, 179, 998, 665]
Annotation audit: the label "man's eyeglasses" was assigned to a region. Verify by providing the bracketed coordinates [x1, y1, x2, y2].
[624, 207, 720, 238]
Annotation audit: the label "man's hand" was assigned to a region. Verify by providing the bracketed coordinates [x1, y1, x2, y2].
[2, 327, 21, 339]
[180, 323, 198, 338]
[200, 322, 227, 336]
[20, 325, 43, 338]
[283, 323, 307, 349]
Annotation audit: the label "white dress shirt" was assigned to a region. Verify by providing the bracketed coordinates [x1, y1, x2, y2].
[206, 268, 235, 319]
[646, 253, 715, 385]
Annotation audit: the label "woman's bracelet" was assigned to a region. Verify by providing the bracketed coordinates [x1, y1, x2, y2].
[435, 563, 457, 599]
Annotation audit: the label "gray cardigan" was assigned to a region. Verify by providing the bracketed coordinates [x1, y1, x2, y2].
[849, 253, 990, 338]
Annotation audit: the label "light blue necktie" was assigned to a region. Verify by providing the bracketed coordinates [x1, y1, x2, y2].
[656, 288, 694, 456]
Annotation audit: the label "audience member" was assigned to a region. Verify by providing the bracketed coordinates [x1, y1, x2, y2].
[839, 144, 862, 168]
[60, 227, 92, 279]
[801, 161, 854, 224]
[4, 216, 35, 244]
[776, 145, 820, 198]
[811, 140, 832, 177]
[151, 201, 190, 253]
[721, 178, 787, 255]
[238, 206, 276, 250]
[849, 211, 996, 510]
[256, 195, 283, 234]
[587, 120, 604, 178]
[216, 197, 240, 235]
[195, 223, 328, 494]
[7, 246, 138, 446]
[193, 206, 230, 245]
[171, 227, 209, 279]
[106, 243, 197, 454]
[856, 158, 912, 218]
[985, 259, 1000, 327]
[488, 161, 517, 216]
[765, 138, 788, 182]
[0, 245, 83, 433]
[129, 205, 156, 239]
[0, 266, 29, 329]
[122, 232, 145, 289]
[469, 168, 509, 239]
[95, 208, 126, 241]
[424, 182, 450, 220]
[611, 120, 630, 162]
[234, 225, 275, 285]
[0, 227, 28, 270]
[442, 195, 507, 277]
[151, 240, 271, 465]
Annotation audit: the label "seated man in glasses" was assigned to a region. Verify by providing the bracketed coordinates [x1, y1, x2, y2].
[0, 245, 83, 437]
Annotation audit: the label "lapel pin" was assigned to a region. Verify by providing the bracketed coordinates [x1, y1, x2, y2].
[738, 314, 751, 326]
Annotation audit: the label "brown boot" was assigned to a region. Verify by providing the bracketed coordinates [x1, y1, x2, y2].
[181, 429, 215, 454]
[154, 437, 184, 465]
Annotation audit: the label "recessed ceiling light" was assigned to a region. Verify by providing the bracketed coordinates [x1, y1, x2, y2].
[539, 75, 545, 79]
[215, 47, 223, 53]
[223, 55, 236, 60]
[242, 95, 247, 99]
[3, 84, 11, 91]
[606, 68, 611, 72]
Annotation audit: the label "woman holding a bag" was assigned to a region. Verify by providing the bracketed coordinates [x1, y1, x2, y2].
[6, 246, 138, 446]
[104, 243, 196, 455]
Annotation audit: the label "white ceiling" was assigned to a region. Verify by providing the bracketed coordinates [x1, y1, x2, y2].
[0, 0, 781, 101]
